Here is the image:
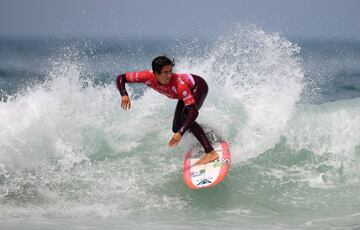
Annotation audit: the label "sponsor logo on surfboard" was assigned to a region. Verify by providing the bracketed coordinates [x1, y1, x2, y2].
[191, 171, 204, 177]
[197, 179, 212, 185]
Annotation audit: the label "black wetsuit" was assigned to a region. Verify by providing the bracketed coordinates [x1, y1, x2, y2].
[171, 74, 214, 153]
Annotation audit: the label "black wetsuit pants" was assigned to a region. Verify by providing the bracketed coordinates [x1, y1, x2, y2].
[172, 75, 214, 153]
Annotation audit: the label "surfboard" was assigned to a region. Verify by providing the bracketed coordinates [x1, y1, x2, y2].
[183, 130, 231, 189]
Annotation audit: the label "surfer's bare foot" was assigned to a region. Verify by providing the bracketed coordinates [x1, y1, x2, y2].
[195, 151, 219, 165]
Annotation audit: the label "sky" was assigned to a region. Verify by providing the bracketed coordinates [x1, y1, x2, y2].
[1, 0, 360, 40]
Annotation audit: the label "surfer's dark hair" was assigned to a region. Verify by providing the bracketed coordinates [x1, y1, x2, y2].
[152, 56, 175, 74]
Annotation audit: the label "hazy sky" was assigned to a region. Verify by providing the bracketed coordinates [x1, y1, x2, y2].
[1, 0, 360, 40]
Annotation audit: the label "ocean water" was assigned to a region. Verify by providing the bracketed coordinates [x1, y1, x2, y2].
[1, 25, 360, 229]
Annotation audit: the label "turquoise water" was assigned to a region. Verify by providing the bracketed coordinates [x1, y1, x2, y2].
[1, 25, 360, 229]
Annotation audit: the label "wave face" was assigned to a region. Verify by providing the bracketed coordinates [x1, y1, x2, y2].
[1, 25, 360, 229]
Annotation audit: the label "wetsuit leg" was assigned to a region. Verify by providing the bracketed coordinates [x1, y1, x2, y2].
[188, 75, 214, 153]
[172, 75, 214, 153]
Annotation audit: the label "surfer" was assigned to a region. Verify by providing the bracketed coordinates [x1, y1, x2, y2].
[116, 56, 219, 165]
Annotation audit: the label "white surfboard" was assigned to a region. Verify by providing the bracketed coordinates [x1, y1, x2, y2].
[183, 130, 231, 189]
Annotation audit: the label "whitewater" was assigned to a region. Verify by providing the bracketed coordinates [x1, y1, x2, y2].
[1, 25, 360, 229]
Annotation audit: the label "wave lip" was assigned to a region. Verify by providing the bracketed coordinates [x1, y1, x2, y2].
[178, 24, 304, 161]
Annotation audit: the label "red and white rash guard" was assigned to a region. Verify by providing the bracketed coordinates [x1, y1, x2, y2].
[116, 70, 208, 138]
[125, 70, 196, 106]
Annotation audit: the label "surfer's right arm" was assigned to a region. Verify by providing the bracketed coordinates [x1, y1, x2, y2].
[116, 74, 128, 96]
[116, 74, 131, 110]
[116, 71, 152, 110]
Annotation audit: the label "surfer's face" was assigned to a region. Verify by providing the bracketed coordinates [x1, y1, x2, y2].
[156, 65, 172, 84]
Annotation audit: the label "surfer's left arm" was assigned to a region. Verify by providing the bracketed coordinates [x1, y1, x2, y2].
[178, 103, 199, 135]
[177, 85, 198, 136]
[168, 83, 199, 147]
[168, 103, 198, 147]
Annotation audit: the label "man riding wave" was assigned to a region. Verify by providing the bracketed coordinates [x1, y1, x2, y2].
[116, 56, 219, 165]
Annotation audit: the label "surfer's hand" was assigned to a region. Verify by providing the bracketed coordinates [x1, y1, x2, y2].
[121, 95, 131, 110]
[168, 132, 182, 147]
